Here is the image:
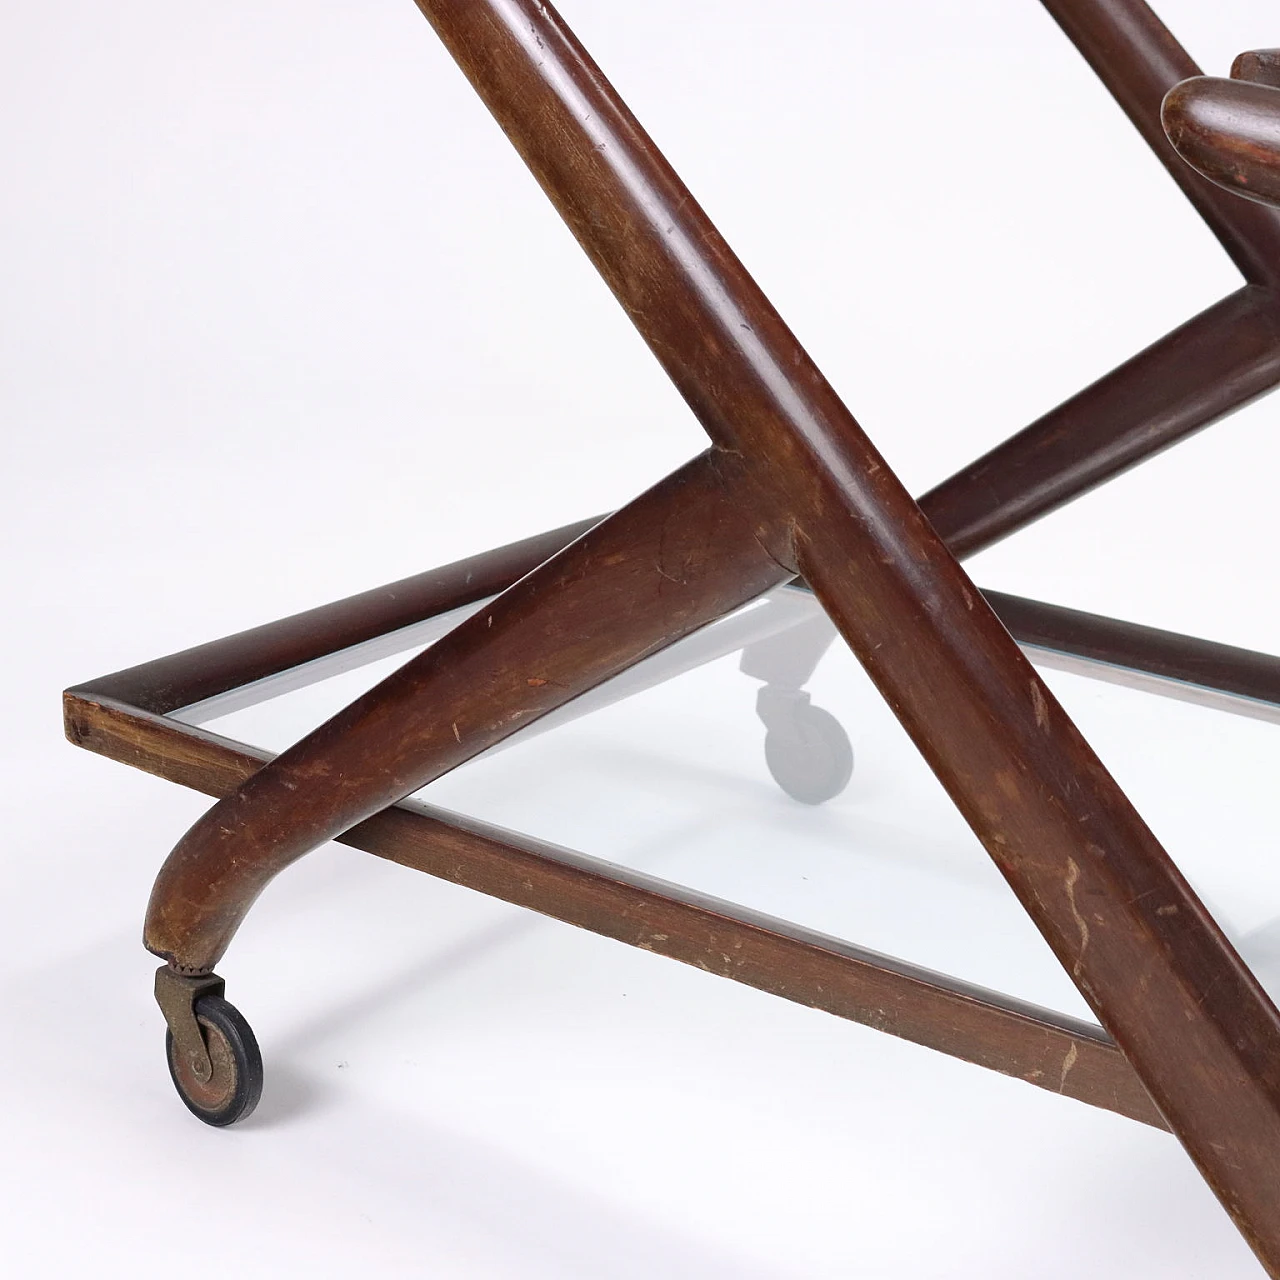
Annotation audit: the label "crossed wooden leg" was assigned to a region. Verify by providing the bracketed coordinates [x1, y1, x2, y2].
[140, 0, 1280, 1270]
[145, 450, 793, 968]
[925, 0, 1280, 557]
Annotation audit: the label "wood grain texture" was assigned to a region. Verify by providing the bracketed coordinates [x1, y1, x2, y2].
[1041, 0, 1280, 284]
[143, 451, 791, 970]
[405, 2, 1280, 1266]
[920, 285, 1280, 557]
[66, 688, 1166, 1130]
[1234, 49, 1280, 91]
[1164, 76, 1280, 211]
[64, 0, 1280, 1268]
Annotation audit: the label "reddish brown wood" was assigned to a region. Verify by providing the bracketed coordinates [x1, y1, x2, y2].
[82, 516, 602, 716]
[144, 451, 791, 969]
[920, 285, 1280, 557]
[64, 684, 1167, 1131]
[1234, 49, 1280, 90]
[986, 590, 1280, 709]
[405, 2, 1280, 1266]
[77, 492, 1280, 734]
[1164, 76, 1280, 211]
[137, 0, 1280, 1265]
[1041, 0, 1280, 284]
[63, 0, 1280, 1269]
[922, 4, 1280, 558]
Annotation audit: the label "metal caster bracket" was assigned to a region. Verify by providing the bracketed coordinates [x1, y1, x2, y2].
[154, 966, 225, 1086]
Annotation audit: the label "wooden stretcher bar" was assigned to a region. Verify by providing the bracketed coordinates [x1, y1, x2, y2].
[65, 0, 1280, 1271]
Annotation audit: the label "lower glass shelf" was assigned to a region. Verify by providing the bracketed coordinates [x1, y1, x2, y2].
[191, 585, 1280, 1028]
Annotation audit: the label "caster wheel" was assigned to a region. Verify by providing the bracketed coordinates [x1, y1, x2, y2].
[763, 701, 854, 805]
[166, 995, 263, 1127]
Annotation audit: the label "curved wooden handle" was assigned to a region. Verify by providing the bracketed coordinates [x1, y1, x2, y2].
[1163, 53, 1280, 210]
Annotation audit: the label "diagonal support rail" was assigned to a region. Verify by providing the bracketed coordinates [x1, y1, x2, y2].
[920, 284, 1280, 556]
[66, 683, 1167, 1130]
[135, 0, 1280, 1267]
[921, 2, 1280, 557]
[1041, 0, 1280, 284]
[430, 0, 1280, 1264]
[144, 450, 793, 968]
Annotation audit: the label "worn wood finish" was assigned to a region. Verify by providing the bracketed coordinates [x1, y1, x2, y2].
[1235, 49, 1280, 90]
[987, 590, 1280, 709]
[65, 683, 1167, 1130]
[1164, 76, 1280, 212]
[60, 517, 1279, 1133]
[144, 451, 791, 969]
[78, 486, 1280, 731]
[155, 0, 1280, 1263]
[410, 1, 1280, 1264]
[920, 2, 1280, 557]
[920, 285, 1280, 557]
[1041, 0, 1280, 284]
[73, 469, 1280, 762]
[81, 517, 603, 716]
[65, 0, 1280, 1268]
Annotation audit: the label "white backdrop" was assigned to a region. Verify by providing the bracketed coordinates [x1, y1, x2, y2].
[3, 1, 1279, 1276]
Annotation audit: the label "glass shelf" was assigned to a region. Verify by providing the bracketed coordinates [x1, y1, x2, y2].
[188, 586, 1280, 1027]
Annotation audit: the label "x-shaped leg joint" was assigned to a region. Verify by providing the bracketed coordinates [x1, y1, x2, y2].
[140, 0, 1280, 1270]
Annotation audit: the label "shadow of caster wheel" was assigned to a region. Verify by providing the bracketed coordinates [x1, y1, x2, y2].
[757, 687, 854, 805]
[165, 994, 264, 1127]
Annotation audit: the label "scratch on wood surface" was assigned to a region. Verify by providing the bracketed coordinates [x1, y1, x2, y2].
[1030, 680, 1049, 731]
[1065, 857, 1090, 976]
[1059, 1041, 1079, 1092]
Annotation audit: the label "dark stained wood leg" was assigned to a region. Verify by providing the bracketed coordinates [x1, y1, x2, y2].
[389, 0, 1280, 1265]
[1164, 76, 1280, 212]
[919, 285, 1280, 556]
[143, 450, 792, 971]
[794, 541, 1280, 1270]
[1040, 0, 1280, 283]
[1234, 49, 1280, 89]
[96, 0, 1280, 1264]
[66, 686, 1168, 1130]
[920, 0, 1280, 557]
